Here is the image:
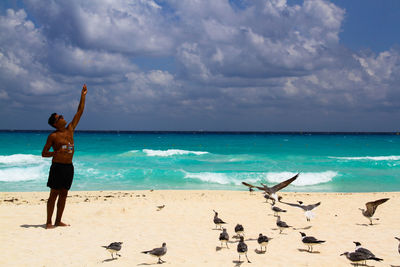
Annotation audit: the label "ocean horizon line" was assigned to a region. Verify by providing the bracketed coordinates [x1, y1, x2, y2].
[1, 129, 400, 135]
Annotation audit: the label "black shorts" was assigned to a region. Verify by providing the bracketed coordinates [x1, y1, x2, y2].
[47, 163, 74, 190]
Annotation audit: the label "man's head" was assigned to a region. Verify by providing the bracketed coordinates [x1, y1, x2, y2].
[48, 113, 65, 128]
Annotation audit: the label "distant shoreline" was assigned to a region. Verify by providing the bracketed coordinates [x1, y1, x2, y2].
[1, 130, 399, 135]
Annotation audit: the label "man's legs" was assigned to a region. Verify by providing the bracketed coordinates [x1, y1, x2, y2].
[46, 189, 60, 229]
[55, 189, 70, 227]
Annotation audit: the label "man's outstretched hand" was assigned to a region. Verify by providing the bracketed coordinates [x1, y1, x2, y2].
[82, 84, 87, 96]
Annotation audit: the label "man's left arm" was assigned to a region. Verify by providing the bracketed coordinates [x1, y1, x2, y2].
[69, 84, 87, 130]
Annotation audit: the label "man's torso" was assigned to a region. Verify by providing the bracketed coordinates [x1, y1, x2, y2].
[50, 127, 75, 164]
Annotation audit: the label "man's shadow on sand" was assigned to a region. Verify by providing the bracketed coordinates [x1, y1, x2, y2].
[20, 224, 46, 229]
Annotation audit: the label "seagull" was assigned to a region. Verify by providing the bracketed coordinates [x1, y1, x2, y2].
[257, 233, 269, 253]
[243, 173, 299, 204]
[353, 241, 380, 259]
[395, 237, 400, 254]
[213, 210, 227, 230]
[276, 216, 291, 234]
[142, 242, 167, 264]
[299, 232, 325, 253]
[219, 228, 229, 249]
[234, 224, 244, 237]
[102, 242, 123, 259]
[264, 193, 283, 203]
[241, 182, 256, 194]
[340, 251, 382, 266]
[359, 198, 389, 225]
[281, 201, 321, 221]
[270, 203, 287, 217]
[237, 236, 251, 263]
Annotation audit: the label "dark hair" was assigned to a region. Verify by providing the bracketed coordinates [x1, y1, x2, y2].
[48, 113, 57, 127]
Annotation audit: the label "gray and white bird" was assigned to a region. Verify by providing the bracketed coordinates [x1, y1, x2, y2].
[142, 242, 167, 264]
[353, 241, 379, 259]
[219, 228, 230, 249]
[340, 251, 383, 266]
[102, 242, 123, 259]
[257, 233, 269, 253]
[276, 216, 291, 234]
[234, 224, 244, 237]
[396, 237, 400, 254]
[270, 203, 287, 217]
[281, 201, 321, 221]
[242, 173, 299, 204]
[213, 210, 227, 230]
[359, 198, 389, 225]
[299, 232, 325, 253]
[237, 236, 251, 263]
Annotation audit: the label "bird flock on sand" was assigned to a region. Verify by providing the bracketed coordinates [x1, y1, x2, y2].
[101, 173, 397, 265]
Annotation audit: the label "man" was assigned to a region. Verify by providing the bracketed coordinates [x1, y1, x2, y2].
[42, 84, 87, 229]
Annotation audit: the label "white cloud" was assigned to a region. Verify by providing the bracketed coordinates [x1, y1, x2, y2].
[1, 0, 400, 130]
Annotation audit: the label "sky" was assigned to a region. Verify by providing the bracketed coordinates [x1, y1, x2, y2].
[0, 0, 399, 131]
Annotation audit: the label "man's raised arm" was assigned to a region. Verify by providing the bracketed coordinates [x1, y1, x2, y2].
[69, 84, 87, 130]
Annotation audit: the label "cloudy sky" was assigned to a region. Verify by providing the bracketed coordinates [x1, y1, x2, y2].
[1, 0, 399, 131]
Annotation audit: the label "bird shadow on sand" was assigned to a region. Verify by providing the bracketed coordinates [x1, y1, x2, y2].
[216, 246, 231, 251]
[356, 223, 379, 227]
[102, 258, 118, 263]
[297, 249, 320, 254]
[390, 265, 400, 267]
[293, 226, 312, 230]
[137, 262, 166, 266]
[254, 249, 267, 254]
[212, 228, 223, 231]
[232, 260, 244, 267]
[20, 224, 46, 229]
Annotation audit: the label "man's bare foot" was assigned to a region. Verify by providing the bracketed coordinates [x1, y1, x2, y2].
[55, 222, 70, 227]
[46, 223, 55, 229]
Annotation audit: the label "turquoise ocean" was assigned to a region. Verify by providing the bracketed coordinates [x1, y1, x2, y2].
[0, 131, 399, 192]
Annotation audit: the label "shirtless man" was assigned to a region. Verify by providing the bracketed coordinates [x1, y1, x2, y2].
[42, 84, 87, 229]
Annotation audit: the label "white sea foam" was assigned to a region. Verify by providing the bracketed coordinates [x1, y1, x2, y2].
[329, 156, 400, 161]
[0, 154, 47, 165]
[184, 171, 264, 186]
[0, 165, 49, 182]
[266, 171, 337, 186]
[0, 154, 50, 182]
[143, 149, 208, 157]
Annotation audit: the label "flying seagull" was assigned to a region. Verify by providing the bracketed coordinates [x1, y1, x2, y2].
[281, 201, 321, 221]
[142, 242, 167, 264]
[243, 173, 299, 204]
[219, 228, 229, 249]
[395, 237, 400, 254]
[299, 232, 325, 253]
[241, 182, 256, 194]
[237, 236, 251, 263]
[340, 251, 382, 266]
[270, 203, 287, 217]
[102, 242, 123, 259]
[276, 216, 291, 234]
[213, 210, 227, 230]
[359, 198, 389, 225]
[257, 233, 269, 253]
[234, 224, 244, 237]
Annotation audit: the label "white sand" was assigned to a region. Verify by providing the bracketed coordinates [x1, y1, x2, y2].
[0, 190, 399, 266]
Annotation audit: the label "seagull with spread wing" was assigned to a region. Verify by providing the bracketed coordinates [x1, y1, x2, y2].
[281, 200, 321, 221]
[242, 173, 299, 204]
[359, 198, 389, 225]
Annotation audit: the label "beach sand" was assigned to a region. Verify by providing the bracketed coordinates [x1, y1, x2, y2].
[1, 190, 399, 266]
